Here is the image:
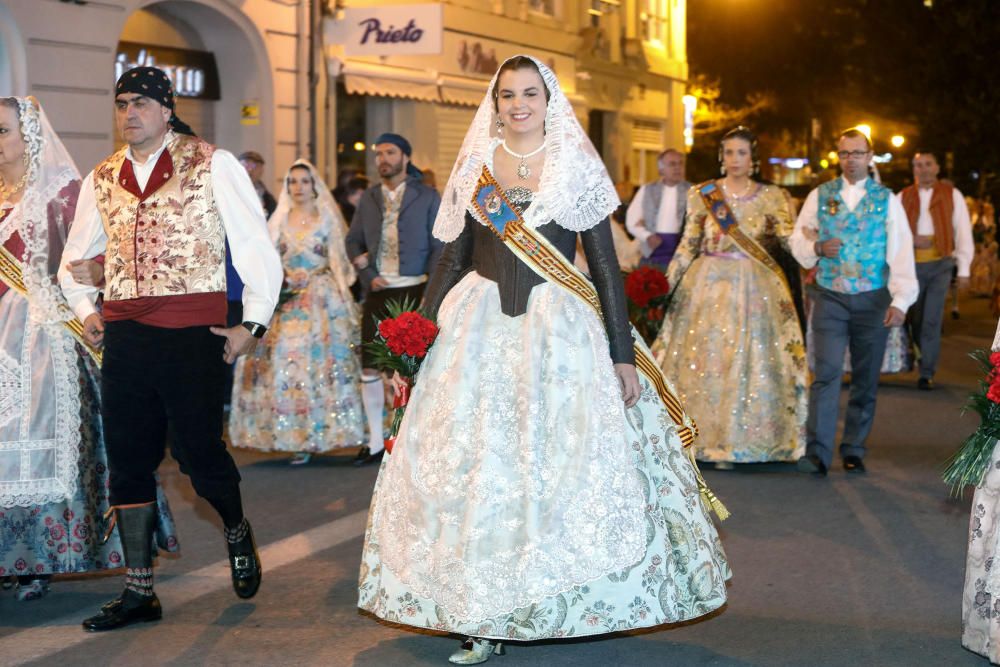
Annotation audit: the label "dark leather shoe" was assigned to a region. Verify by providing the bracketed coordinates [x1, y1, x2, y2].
[843, 455, 866, 473]
[353, 446, 384, 467]
[82, 591, 161, 632]
[918, 377, 934, 391]
[228, 522, 262, 599]
[796, 454, 827, 477]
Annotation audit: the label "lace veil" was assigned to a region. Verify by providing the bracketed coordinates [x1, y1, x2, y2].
[2, 98, 80, 324]
[0, 97, 84, 506]
[269, 159, 356, 297]
[434, 55, 619, 242]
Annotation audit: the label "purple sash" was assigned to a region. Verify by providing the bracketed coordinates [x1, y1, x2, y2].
[644, 232, 681, 267]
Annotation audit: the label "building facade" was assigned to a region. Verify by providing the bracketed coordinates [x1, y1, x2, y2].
[325, 0, 688, 190]
[0, 0, 315, 191]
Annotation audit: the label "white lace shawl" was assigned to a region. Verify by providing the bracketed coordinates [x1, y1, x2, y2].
[433, 55, 619, 242]
[0, 98, 84, 507]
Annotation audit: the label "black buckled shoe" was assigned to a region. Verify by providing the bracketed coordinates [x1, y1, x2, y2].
[228, 522, 262, 599]
[82, 590, 161, 632]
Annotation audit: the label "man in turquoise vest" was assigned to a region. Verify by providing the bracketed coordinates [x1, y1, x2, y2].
[790, 128, 918, 476]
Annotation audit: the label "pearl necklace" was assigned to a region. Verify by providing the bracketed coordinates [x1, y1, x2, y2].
[501, 139, 546, 180]
[721, 178, 753, 199]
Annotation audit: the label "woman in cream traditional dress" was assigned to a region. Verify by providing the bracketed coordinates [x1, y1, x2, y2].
[0, 97, 177, 600]
[357, 55, 730, 665]
[652, 127, 807, 466]
[963, 317, 1000, 663]
[229, 160, 365, 464]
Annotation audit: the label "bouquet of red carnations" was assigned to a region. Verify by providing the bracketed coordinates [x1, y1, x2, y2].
[364, 298, 438, 454]
[623, 266, 670, 345]
[942, 349, 1000, 495]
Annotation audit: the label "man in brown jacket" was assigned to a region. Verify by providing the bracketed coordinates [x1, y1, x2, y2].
[899, 151, 974, 390]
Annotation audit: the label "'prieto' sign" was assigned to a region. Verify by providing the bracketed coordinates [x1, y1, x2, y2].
[332, 3, 442, 56]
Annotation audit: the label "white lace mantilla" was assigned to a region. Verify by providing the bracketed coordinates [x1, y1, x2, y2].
[0, 98, 83, 507]
[433, 55, 619, 243]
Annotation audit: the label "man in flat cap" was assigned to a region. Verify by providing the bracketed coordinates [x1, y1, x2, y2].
[59, 66, 282, 631]
[345, 132, 442, 466]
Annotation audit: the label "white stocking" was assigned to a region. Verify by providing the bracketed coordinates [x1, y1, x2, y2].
[362, 374, 385, 454]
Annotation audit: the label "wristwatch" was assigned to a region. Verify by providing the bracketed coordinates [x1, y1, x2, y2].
[241, 321, 267, 338]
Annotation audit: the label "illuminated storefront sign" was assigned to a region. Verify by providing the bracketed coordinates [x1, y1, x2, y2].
[326, 3, 443, 56]
[114, 42, 220, 100]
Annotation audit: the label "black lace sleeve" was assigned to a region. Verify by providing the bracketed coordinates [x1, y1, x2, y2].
[421, 216, 474, 321]
[580, 218, 636, 365]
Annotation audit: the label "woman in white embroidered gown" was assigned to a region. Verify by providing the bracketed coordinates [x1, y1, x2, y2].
[963, 317, 1000, 663]
[0, 97, 177, 600]
[229, 160, 365, 463]
[357, 55, 730, 665]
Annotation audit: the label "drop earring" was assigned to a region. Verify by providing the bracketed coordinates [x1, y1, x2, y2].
[495, 119, 504, 136]
[720, 164, 727, 176]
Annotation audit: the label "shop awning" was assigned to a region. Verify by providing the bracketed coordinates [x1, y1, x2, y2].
[438, 75, 488, 107]
[342, 60, 439, 103]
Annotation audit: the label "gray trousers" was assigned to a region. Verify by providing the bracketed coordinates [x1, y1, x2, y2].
[807, 286, 891, 466]
[911, 257, 956, 380]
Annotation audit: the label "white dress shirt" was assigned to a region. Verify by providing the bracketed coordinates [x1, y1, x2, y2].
[625, 182, 682, 243]
[790, 177, 919, 312]
[58, 133, 282, 326]
[915, 185, 974, 276]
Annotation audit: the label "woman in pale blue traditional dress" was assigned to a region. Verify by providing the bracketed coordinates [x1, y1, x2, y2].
[0, 97, 177, 601]
[357, 56, 730, 665]
[229, 160, 366, 464]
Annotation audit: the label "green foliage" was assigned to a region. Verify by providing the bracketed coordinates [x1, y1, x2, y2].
[942, 349, 1000, 496]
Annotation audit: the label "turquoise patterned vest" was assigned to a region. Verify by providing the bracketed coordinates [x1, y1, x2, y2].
[816, 177, 890, 293]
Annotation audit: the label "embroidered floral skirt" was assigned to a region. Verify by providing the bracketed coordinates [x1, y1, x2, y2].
[963, 444, 1000, 662]
[0, 346, 178, 577]
[358, 272, 730, 640]
[230, 272, 366, 453]
[652, 255, 807, 463]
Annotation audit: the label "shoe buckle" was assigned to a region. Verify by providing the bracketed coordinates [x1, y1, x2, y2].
[233, 554, 253, 571]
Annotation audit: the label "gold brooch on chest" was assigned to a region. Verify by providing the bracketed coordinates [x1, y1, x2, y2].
[826, 198, 839, 216]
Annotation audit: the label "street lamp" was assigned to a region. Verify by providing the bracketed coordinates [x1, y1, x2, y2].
[891, 134, 905, 148]
[682, 94, 697, 150]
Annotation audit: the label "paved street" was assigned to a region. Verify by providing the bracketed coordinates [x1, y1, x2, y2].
[2, 299, 996, 667]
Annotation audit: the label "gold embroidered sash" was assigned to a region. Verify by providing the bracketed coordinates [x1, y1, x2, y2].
[472, 166, 728, 519]
[698, 181, 794, 295]
[0, 244, 102, 365]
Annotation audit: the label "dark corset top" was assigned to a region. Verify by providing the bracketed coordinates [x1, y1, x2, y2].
[422, 194, 636, 365]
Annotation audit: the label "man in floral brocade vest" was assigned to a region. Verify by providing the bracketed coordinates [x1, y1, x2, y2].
[900, 151, 974, 390]
[790, 128, 918, 477]
[58, 66, 282, 631]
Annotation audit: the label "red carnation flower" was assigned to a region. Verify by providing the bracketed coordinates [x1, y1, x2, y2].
[379, 311, 439, 359]
[625, 266, 670, 308]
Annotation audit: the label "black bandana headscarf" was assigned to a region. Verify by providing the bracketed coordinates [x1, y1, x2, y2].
[115, 66, 196, 136]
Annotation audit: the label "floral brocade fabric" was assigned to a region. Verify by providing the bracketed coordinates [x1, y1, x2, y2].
[652, 184, 807, 463]
[229, 213, 366, 453]
[0, 343, 179, 576]
[963, 444, 1000, 662]
[92, 134, 226, 302]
